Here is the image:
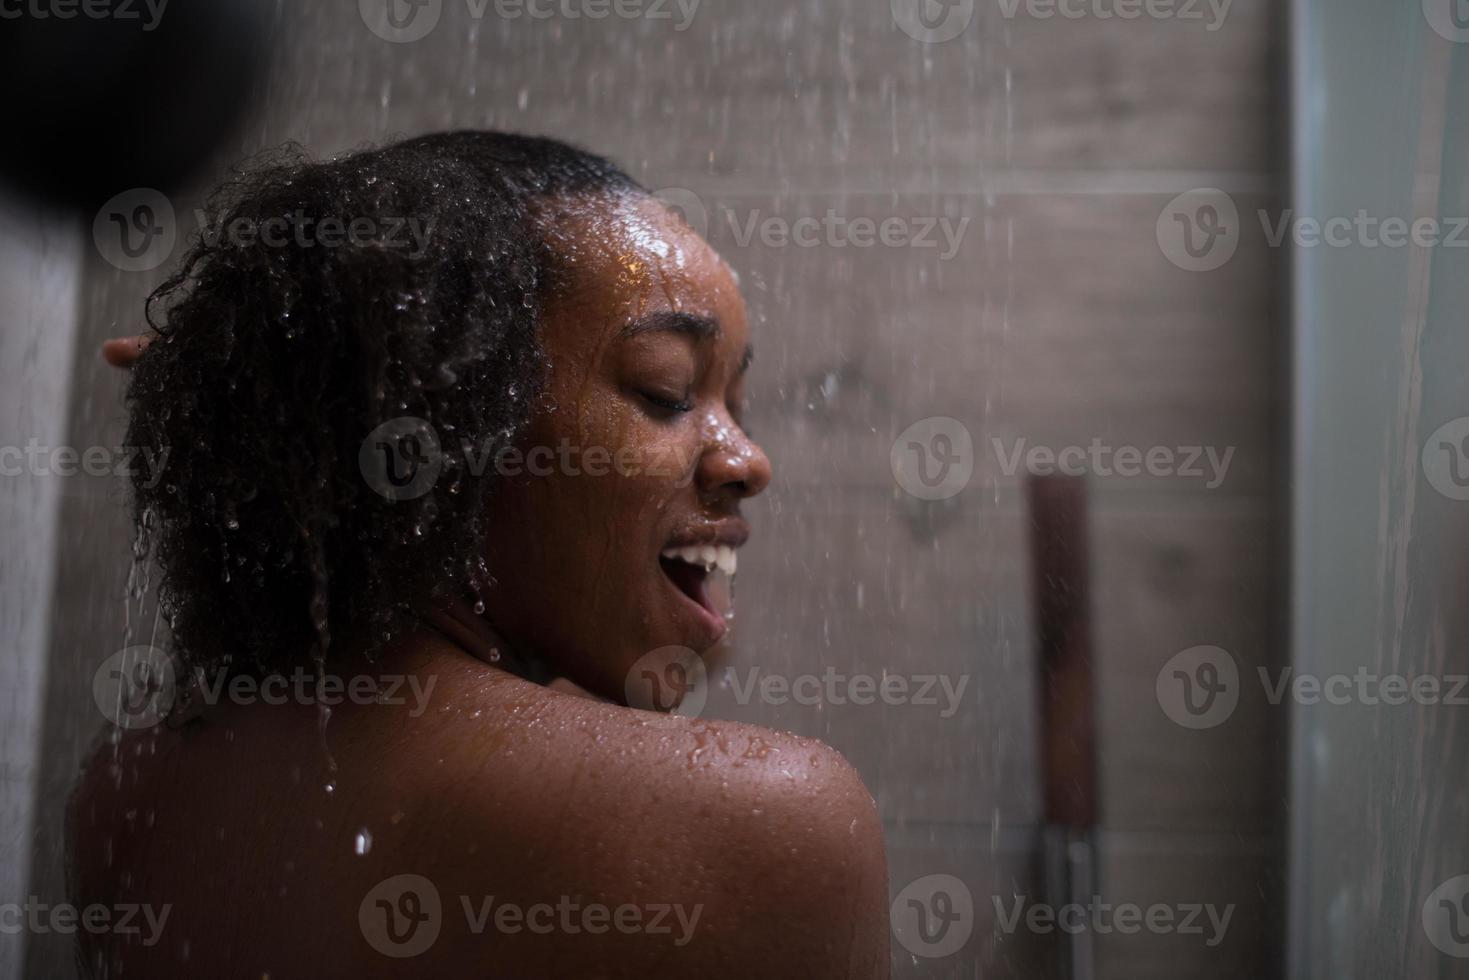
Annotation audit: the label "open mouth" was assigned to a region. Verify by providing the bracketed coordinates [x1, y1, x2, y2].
[659, 544, 737, 640]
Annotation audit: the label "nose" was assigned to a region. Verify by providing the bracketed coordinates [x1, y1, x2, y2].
[695, 414, 772, 500]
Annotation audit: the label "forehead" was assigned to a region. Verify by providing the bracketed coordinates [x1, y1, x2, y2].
[544, 192, 746, 333]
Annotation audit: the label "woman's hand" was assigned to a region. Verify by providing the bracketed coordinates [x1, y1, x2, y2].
[101, 334, 153, 369]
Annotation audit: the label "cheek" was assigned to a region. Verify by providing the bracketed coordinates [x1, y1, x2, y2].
[559, 386, 700, 492]
[607, 419, 701, 496]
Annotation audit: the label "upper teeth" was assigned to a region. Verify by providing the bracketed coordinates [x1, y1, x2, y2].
[662, 544, 738, 576]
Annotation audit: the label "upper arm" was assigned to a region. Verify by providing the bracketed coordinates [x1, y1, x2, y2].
[694, 739, 890, 978]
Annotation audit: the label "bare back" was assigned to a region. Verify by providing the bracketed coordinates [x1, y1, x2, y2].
[70, 633, 889, 978]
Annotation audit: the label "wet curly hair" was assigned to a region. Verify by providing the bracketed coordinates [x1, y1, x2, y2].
[127, 131, 642, 681]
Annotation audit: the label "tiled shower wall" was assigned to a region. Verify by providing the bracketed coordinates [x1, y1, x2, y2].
[22, 2, 1286, 977]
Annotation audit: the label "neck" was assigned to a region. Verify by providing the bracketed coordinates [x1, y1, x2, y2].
[421, 596, 561, 686]
[423, 596, 507, 664]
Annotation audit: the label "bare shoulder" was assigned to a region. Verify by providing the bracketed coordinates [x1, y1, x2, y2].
[69, 645, 890, 978]
[425, 666, 891, 977]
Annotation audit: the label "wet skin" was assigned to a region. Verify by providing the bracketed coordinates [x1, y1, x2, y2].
[480, 193, 770, 698]
[73, 196, 891, 977]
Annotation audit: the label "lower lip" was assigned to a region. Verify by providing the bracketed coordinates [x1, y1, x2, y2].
[661, 566, 728, 648]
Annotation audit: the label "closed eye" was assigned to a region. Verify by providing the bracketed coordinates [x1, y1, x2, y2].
[639, 390, 694, 415]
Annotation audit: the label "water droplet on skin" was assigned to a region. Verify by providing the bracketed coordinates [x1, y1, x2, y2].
[324, 779, 336, 795]
[354, 829, 373, 855]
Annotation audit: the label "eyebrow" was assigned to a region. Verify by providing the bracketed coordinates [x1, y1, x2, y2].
[620, 311, 720, 342]
[620, 311, 755, 375]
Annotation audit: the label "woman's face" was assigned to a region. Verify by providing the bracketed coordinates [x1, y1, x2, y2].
[480, 192, 772, 703]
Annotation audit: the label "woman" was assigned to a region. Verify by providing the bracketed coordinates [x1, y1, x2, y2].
[71, 132, 889, 977]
